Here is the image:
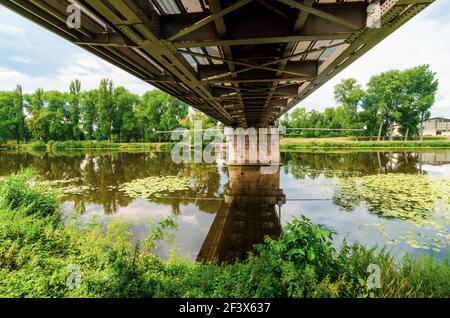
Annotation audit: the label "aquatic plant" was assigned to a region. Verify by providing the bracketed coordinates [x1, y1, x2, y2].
[117, 175, 191, 199]
[334, 173, 450, 251]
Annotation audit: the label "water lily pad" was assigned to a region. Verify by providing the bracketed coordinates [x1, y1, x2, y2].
[118, 175, 191, 199]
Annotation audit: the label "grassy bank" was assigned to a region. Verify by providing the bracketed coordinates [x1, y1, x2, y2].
[0, 140, 175, 152]
[282, 140, 450, 150]
[3, 139, 450, 153]
[0, 170, 448, 298]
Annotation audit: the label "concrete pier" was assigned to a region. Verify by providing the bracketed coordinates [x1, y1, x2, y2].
[224, 127, 285, 166]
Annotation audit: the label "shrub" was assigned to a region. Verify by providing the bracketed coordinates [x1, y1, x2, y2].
[0, 169, 57, 218]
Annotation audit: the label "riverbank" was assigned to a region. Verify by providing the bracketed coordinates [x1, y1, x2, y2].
[281, 138, 450, 150]
[0, 170, 448, 298]
[3, 138, 450, 154]
[0, 140, 174, 152]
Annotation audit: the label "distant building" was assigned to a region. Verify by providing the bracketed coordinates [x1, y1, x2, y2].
[423, 117, 450, 136]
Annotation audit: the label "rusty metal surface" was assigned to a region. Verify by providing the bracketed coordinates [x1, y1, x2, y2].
[0, 0, 435, 127]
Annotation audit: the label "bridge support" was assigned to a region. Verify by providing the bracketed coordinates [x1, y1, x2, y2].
[196, 165, 285, 263]
[224, 127, 285, 166]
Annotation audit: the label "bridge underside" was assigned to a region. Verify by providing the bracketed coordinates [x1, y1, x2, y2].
[0, 0, 434, 127]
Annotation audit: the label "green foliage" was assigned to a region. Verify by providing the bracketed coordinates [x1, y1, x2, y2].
[96, 79, 114, 141]
[136, 90, 188, 142]
[69, 80, 83, 140]
[283, 65, 439, 140]
[362, 65, 438, 140]
[258, 216, 338, 279]
[0, 91, 16, 144]
[51, 140, 120, 150]
[0, 169, 57, 218]
[0, 79, 195, 145]
[0, 171, 448, 298]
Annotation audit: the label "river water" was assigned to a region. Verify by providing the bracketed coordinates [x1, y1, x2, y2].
[1, 149, 449, 262]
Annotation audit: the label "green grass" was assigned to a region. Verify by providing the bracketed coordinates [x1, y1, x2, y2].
[0, 170, 448, 298]
[1, 140, 174, 152]
[282, 140, 450, 150]
[51, 140, 120, 150]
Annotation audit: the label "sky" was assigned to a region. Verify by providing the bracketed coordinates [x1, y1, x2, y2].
[0, 1, 448, 118]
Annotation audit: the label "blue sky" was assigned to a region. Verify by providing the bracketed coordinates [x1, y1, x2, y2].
[0, 1, 448, 118]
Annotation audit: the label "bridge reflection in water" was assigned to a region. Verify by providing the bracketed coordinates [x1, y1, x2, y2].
[197, 165, 285, 263]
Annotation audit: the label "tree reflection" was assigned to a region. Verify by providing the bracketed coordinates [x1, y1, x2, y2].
[0, 151, 223, 215]
[282, 151, 424, 179]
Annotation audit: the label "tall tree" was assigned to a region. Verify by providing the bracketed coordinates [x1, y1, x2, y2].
[45, 91, 71, 140]
[402, 65, 438, 141]
[137, 90, 188, 142]
[80, 90, 98, 140]
[12, 85, 28, 143]
[69, 79, 83, 140]
[112, 87, 139, 142]
[28, 88, 51, 141]
[96, 79, 114, 141]
[334, 78, 365, 127]
[0, 92, 16, 144]
[364, 70, 405, 141]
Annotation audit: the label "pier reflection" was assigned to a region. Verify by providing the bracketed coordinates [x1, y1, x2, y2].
[196, 165, 285, 263]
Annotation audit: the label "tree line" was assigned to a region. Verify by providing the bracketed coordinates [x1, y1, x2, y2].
[0, 64, 439, 144]
[280, 64, 439, 140]
[0, 79, 190, 144]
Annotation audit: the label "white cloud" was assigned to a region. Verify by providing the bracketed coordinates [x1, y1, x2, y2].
[9, 56, 33, 64]
[0, 52, 152, 95]
[0, 23, 24, 35]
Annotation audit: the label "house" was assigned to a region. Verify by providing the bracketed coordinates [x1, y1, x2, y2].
[423, 117, 450, 136]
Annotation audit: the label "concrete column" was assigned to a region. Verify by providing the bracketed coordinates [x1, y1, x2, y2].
[224, 126, 285, 166]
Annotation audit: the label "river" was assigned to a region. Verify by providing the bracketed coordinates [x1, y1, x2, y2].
[1, 149, 449, 262]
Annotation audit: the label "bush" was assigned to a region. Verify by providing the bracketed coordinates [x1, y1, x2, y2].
[50, 140, 120, 150]
[0, 169, 57, 218]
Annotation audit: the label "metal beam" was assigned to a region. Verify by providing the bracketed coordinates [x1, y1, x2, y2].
[260, 0, 313, 124]
[180, 49, 310, 79]
[278, 0, 360, 30]
[75, 33, 138, 47]
[206, 42, 344, 80]
[208, 78, 309, 84]
[167, 0, 253, 41]
[173, 33, 349, 48]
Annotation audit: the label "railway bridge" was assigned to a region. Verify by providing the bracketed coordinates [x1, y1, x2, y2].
[0, 0, 435, 128]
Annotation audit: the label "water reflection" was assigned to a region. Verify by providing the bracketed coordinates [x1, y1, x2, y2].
[281, 151, 429, 178]
[197, 166, 284, 263]
[0, 149, 449, 260]
[0, 151, 224, 215]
